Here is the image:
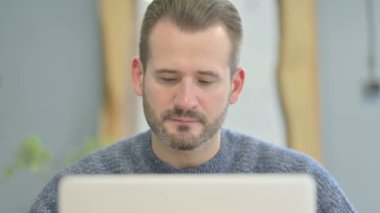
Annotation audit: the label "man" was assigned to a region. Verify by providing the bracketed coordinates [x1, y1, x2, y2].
[31, 0, 356, 212]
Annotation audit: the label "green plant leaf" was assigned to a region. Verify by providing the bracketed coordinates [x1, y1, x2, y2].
[3, 136, 52, 179]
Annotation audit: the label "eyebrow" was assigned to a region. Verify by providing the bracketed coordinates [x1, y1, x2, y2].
[154, 69, 178, 74]
[153, 69, 220, 78]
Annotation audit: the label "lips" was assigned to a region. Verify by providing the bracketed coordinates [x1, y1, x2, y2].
[169, 117, 200, 123]
[161, 108, 207, 124]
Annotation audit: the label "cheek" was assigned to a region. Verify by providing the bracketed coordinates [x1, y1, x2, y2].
[144, 80, 173, 110]
[200, 88, 230, 113]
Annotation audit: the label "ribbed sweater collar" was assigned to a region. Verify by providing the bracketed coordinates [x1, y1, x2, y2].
[140, 130, 232, 173]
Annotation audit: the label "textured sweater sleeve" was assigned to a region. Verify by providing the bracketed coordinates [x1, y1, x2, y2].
[30, 174, 61, 213]
[229, 132, 357, 213]
[307, 159, 356, 213]
[262, 144, 356, 213]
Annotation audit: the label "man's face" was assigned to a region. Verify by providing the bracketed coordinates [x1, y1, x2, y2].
[132, 18, 244, 151]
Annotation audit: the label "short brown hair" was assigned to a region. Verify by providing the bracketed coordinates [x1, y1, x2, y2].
[139, 0, 242, 73]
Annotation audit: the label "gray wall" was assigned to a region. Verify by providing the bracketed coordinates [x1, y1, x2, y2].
[318, 0, 380, 212]
[0, 0, 102, 212]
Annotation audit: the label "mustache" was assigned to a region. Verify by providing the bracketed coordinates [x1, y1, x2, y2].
[162, 108, 207, 124]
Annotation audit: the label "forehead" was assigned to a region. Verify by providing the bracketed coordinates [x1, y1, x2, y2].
[146, 18, 231, 73]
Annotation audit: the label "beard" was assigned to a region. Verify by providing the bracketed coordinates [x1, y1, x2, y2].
[143, 95, 228, 151]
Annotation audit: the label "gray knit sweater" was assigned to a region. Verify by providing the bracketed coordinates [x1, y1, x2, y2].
[30, 129, 356, 213]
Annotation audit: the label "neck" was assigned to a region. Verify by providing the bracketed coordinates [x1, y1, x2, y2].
[151, 131, 221, 169]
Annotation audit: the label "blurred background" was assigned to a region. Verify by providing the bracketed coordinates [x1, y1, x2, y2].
[0, 0, 379, 212]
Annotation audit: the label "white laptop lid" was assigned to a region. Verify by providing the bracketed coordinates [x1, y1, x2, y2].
[59, 174, 316, 213]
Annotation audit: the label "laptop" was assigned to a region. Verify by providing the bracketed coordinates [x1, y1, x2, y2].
[59, 174, 316, 213]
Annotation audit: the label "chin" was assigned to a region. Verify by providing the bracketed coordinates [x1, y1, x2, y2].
[169, 141, 204, 151]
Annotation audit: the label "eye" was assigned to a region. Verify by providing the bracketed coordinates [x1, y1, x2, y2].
[196, 71, 219, 86]
[158, 77, 178, 84]
[198, 79, 214, 86]
[153, 69, 180, 85]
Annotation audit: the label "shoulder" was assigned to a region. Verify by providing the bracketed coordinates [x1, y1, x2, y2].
[30, 131, 151, 213]
[221, 128, 321, 173]
[222, 128, 356, 212]
[64, 131, 149, 174]
[221, 129, 314, 171]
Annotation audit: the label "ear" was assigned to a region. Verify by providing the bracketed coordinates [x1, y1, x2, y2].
[229, 68, 245, 104]
[131, 57, 144, 96]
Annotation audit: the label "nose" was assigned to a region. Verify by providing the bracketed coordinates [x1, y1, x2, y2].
[174, 79, 198, 110]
